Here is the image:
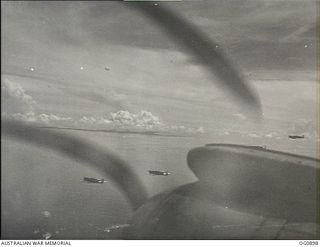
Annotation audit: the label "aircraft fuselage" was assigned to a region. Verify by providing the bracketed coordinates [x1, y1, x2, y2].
[148, 170, 171, 176]
[83, 177, 105, 184]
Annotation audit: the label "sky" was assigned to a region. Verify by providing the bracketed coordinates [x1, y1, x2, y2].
[1, 0, 319, 139]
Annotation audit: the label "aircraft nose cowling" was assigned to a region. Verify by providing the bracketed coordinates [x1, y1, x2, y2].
[123, 144, 319, 239]
[123, 182, 319, 239]
[123, 183, 278, 239]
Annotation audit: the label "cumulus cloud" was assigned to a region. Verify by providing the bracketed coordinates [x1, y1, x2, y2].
[108, 110, 204, 135]
[110, 110, 162, 129]
[77, 116, 98, 126]
[2, 78, 204, 136]
[74, 110, 205, 135]
[2, 78, 74, 126]
[75, 110, 162, 130]
[37, 113, 72, 123]
[165, 124, 204, 135]
[2, 78, 36, 115]
[6, 112, 73, 125]
[4, 107, 204, 136]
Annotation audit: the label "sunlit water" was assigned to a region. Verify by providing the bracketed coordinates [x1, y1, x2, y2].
[2, 130, 319, 239]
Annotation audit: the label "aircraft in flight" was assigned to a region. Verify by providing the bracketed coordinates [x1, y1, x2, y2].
[148, 170, 171, 176]
[288, 135, 305, 139]
[82, 177, 107, 184]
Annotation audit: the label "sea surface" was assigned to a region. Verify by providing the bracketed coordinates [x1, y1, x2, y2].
[1, 130, 319, 239]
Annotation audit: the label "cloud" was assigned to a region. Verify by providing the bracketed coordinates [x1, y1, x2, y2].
[110, 110, 162, 129]
[77, 116, 98, 126]
[2, 77, 36, 115]
[76, 110, 163, 131]
[6, 112, 73, 125]
[165, 124, 204, 135]
[107, 110, 204, 134]
[38, 113, 72, 123]
[12, 111, 204, 135]
[4, 112, 37, 123]
[75, 110, 162, 129]
[2, 86, 204, 135]
[73, 110, 205, 135]
[1, 77, 204, 135]
[2, 78, 74, 126]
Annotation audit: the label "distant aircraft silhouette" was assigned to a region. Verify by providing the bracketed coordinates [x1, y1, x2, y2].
[148, 170, 171, 176]
[82, 177, 107, 184]
[288, 135, 305, 139]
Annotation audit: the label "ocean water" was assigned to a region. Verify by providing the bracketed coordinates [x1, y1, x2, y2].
[1, 130, 319, 239]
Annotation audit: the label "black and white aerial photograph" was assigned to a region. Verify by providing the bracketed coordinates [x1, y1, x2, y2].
[1, 0, 319, 241]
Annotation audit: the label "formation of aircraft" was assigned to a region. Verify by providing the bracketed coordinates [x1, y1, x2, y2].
[82, 170, 171, 184]
[2, 1, 319, 240]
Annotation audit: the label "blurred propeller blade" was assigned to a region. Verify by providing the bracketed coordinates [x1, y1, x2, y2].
[2, 119, 148, 210]
[126, 1, 262, 118]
